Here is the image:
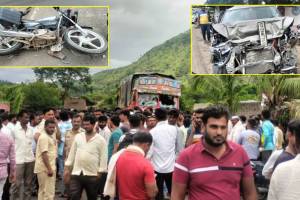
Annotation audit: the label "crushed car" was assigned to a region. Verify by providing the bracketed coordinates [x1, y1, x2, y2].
[211, 6, 298, 74]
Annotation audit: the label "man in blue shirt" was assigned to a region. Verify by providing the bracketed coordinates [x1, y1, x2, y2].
[238, 118, 260, 160]
[107, 115, 123, 163]
[261, 110, 275, 162]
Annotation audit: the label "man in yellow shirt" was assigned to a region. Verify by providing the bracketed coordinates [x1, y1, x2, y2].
[198, 8, 210, 42]
[34, 119, 57, 200]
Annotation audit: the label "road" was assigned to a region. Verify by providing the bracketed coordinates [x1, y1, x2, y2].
[0, 8, 108, 67]
[191, 25, 213, 74]
[1, 0, 108, 6]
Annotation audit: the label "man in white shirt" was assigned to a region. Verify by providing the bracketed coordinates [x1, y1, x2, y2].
[228, 116, 245, 143]
[10, 110, 35, 200]
[7, 114, 17, 132]
[268, 119, 300, 200]
[97, 115, 111, 143]
[148, 108, 182, 200]
[167, 109, 184, 154]
[64, 115, 107, 200]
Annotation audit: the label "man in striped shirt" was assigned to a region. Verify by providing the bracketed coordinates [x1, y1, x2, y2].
[0, 121, 16, 198]
[171, 106, 257, 200]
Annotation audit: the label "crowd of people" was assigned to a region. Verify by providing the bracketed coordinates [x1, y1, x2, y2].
[0, 105, 300, 200]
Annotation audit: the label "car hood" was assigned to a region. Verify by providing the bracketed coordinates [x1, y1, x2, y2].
[212, 17, 294, 44]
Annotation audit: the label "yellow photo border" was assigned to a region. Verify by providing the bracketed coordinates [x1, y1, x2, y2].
[190, 4, 300, 76]
[0, 5, 111, 69]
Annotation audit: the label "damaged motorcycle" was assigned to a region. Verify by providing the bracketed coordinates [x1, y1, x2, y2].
[211, 6, 298, 74]
[0, 7, 108, 55]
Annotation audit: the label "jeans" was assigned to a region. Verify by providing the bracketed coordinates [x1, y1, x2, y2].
[200, 24, 210, 41]
[69, 174, 100, 200]
[57, 155, 64, 176]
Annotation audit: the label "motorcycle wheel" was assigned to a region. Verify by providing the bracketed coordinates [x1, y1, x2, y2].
[0, 37, 23, 55]
[64, 28, 107, 54]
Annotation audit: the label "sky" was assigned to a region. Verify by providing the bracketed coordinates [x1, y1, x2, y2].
[0, 0, 206, 82]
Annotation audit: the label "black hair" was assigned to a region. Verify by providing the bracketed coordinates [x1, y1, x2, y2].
[17, 110, 28, 119]
[8, 113, 16, 121]
[287, 120, 300, 136]
[247, 118, 258, 129]
[155, 108, 167, 121]
[110, 115, 120, 127]
[98, 115, 108, 122]
[59, 110, 69, 121]
[168, 109, 180, 118]
[202, 105, 229, 125]
[133, 131, 153, 144]
[129, 114, 142, 128]
[271, 119, 279, 126]
[184, 117, 191, 128]
[83, 114, 96, 125]
[43, 107, 55, 115]
[239, 115, 247, 123]
[72, 114, 82, 120]
[261, 110, 271, 120]
[119, 109, 130, 118]
[45, 119, 56, 127]
[194, 108, 205, 114]
[0, 113, 9, 121]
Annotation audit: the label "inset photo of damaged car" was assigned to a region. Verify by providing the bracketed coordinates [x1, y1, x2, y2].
[191, 6, 300, 74]
[0, 7, 109, 67]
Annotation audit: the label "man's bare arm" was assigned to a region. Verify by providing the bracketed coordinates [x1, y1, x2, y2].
[145, 183, 158, 199]
[171, 182, 187, 200]
[242, 176, 257, 200]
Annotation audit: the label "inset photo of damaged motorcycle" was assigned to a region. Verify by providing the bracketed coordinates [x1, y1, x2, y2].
[191, 5, 300, 74]
[1, 0, 108, 6]
[0, 7, 109, 67]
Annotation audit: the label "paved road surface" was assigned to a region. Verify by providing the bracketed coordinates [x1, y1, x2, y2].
[1, 0, 108, 6]
[191, 25, 213, 74]
[0, 8, 108, 67]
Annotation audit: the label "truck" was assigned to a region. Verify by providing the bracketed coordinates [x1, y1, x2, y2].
[117, 73, 181, 110]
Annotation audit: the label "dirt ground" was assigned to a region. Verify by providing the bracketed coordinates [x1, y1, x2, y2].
[191, 25, 213, 74]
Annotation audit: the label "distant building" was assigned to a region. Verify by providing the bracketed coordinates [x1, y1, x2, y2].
[0, 101, 10, 113]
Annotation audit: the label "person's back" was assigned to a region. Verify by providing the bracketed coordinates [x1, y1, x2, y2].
[268, 155, 300, 200]
[262, 120, 275, 150]
[116, 150, 155, 200]
[150, 121, 178, 172]
[238, 129, 260, 160]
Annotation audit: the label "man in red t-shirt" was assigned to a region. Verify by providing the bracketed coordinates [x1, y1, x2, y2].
[116, 131, 158, 200]
[172, 106, 257, 200]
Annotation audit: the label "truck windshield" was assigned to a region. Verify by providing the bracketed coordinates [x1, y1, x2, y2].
[138, 93, 176, 108]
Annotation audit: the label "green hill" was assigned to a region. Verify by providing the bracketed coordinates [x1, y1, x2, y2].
[92, 31, 190, 93]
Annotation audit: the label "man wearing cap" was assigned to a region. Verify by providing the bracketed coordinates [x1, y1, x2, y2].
[228, 116, 245, 143]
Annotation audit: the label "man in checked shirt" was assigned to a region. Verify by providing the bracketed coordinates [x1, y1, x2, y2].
[0, 119, 16, 197]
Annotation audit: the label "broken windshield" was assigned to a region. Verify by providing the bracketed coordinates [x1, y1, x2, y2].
[221, 7, 281, 24]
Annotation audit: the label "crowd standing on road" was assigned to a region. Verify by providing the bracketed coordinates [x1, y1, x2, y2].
[0, 105, 300, 200]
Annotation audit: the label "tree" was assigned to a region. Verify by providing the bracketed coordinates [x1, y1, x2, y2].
[252, 76, 300, 117]
[22, 82, 61, 111]
[3, 84, 25, 113]
[191, 76, 254, 113]
[33, 68, 92, 100]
